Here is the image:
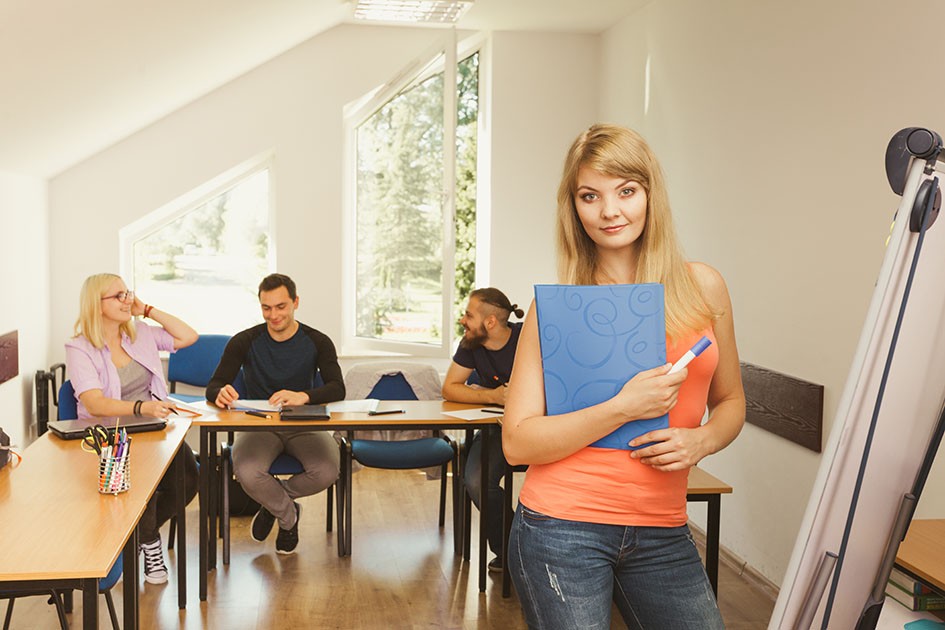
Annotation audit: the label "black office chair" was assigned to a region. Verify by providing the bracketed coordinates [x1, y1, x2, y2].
[338, 371, 461, 557]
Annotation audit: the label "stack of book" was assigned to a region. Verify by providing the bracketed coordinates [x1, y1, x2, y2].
[886, 567, 945, 611]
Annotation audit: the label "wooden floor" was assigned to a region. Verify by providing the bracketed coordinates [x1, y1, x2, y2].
[6, 468, 775, 628]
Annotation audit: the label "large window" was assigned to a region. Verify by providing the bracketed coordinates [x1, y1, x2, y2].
[346, 40, 481, 355]
[120, 159, 273, 334]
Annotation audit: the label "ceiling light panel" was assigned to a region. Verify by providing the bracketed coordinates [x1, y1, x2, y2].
[353, 0, 473, 24]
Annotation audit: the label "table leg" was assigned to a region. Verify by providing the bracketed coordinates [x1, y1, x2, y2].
[122, 528, 139, 628]
[208, 430, 218, 572]
[81, 578, 98, 629]
[463, 429, 473, 562]
[502, 461, 512, 598]
[175, 445, 187, 609]
[706, 495, 721, 596]
[199, 427, 209, 601]
[479, 427, 489, 593]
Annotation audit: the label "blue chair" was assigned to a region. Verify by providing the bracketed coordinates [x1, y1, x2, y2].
[168, 334, 231, 403]
[219, 371, 342, 562]
[57, 379, 77, 420]
[339, 371, 460, 557]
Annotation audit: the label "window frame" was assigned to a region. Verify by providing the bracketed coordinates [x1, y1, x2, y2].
[341, 32, 487, 358]
[118, 152, 277, 329]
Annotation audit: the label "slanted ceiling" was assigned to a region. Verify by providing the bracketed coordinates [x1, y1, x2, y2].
[0, 0, 645, 179]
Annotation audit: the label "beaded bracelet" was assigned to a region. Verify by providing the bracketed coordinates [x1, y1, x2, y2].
[144, 304, 154, 318]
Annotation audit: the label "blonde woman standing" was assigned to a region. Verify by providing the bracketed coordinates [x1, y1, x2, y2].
[503, 125, 745, 629]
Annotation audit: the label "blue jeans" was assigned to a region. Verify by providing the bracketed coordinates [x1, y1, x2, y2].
[463, 426, 508, 555]
[508, 504, 724, 630]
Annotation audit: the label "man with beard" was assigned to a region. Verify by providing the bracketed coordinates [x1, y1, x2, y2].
[442, 288, 524, 572]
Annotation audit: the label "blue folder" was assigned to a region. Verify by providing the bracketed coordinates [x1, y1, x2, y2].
[534, 283, 668, 450]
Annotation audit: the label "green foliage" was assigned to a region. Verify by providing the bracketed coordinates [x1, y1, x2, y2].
[355, 51, 480, 344]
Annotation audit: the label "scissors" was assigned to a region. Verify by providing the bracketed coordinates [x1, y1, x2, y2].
[82, 424, 111, 455]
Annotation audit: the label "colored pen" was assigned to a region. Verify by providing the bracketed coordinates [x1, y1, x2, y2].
[668, 336, 712, 374]
[152, 393, 180, 415]
[368, 409, 405, 416]
[480, 408, 504, 414]
[245, 410, 272, 419]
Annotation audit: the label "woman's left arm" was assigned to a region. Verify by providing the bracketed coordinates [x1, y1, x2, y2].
[630, 263, 746, 471]
[132, 296, 198, 349]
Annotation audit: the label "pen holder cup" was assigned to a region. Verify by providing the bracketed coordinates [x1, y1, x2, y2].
[98, 443, 131, 495]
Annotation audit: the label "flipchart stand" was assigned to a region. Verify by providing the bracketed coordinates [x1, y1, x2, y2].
[770, 128, 945, 629]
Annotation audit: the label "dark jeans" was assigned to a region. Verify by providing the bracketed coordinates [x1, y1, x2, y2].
[509, 504, 724, 629]
[138, 446, 198, 543]
[463, 426, 509, 555]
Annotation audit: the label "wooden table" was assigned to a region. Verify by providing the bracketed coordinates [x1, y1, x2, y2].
[500, 464, 733, 598]
[0, 418, 191, 629]
[896, 518, 945, 597]
[192, 401, 498, 601]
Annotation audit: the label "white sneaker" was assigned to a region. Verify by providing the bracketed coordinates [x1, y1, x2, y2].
[140, 536, 168, 584]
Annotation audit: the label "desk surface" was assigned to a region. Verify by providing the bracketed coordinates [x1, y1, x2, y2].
[0, 418, 190, 581]
[687, 467, 733, 495]
[191, 400, 494, 428]
[897, 519, 945, 593]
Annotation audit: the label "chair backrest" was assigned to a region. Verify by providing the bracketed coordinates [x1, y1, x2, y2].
[167, 334, 231, 391]
[368, 372, 419, 401]
[58, 380, 77, 420]
[344, 362, 441, 400]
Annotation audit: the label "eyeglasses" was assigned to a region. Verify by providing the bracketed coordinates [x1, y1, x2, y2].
[101, 290, 134, 303]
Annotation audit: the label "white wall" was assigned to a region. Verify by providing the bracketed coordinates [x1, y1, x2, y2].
[0, 172, 49, 447]
[487, 31, 599, 303]
[600, 0, 945, 585]
[47, 27, 597, 368]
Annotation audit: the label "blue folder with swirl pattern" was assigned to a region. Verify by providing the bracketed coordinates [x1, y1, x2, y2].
[534, 284, 668, 450]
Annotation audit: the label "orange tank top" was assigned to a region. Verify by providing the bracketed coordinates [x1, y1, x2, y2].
[518, 328, 718, 527]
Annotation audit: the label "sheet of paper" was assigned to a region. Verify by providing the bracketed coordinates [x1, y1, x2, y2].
[166, 396, 214, 416]
[441, 408, 504, 422]
[326, 399, 380, 413]
[232, 399, 282, 412]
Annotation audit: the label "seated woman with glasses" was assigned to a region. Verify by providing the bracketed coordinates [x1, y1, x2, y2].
[65, 272, 200, 586]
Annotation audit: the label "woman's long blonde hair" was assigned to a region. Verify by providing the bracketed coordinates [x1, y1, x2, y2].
[556, 124, 716, 340]
[74, 273, 136, 348]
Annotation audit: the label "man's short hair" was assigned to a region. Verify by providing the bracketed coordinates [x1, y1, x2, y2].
[258, 273, 297, 300]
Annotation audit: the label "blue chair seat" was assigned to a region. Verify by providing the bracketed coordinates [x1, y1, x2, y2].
[351, 438, 454, 469]
[338, 368, 460, 558]
[268, 453, 305, 475]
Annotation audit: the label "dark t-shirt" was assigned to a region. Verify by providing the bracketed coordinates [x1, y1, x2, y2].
[451, 322, 522, 389]
[205, 322, 345, 404]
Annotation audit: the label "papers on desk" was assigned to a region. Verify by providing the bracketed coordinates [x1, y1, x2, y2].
[441, 408, 504, 422]
[233, 400, 282, 412]
[166, 396, 213, 416]
[326, 399, 380, 413]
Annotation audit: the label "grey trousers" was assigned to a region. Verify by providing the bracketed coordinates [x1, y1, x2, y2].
[231, 431, 340, 529]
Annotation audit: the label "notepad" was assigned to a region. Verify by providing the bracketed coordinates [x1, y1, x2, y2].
[279, 405, 330, 420]
[534, 283, 668, 450]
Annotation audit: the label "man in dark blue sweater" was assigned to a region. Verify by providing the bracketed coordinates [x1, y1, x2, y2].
[207, 274, 345, 554]
[441, 287, 524, 572]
